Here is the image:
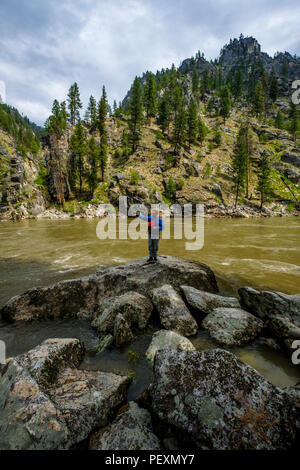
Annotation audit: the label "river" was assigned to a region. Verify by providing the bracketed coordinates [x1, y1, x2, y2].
[0, 216, 299, 306]
[0, 216, 299, 394]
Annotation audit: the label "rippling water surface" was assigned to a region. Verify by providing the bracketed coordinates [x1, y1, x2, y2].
[0, 217, 299, 306]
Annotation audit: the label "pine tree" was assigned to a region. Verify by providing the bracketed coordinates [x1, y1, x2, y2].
[46, 100, 68, 138]
[243, 121, 254, 199]
[282, 61, 289, 81]
[257, 151, 272, 208]
[232, 125, 248, 208]
[200, 69, 210, 95]
[187, 98, 198, 147]
[98, 86, 107, 135]
[113, 100, 117, 115]
[128, 77, 143, 153]
[206, 99, 214, 116]
[252, 80, 265, 117]
[172, 84, 184, 120]
[173, 99, 186, 153]
[232, 68, 243, 100]
[87, 136, 100, 197]
[214, 127, 222, 147]
[85, 95, 97, 126]
[144, 72, 157, 120]
[97, 86, 108, 180]
[269, 68, 278, 102]
[217, 67, 223, 89]
[220, 85, 231, 123]
[275, 110, 284, 129]
[157, 95, 171, 134]
[67, 82, 82, 126]
[45, 100, 68, 206]
[198, 117, 208, 145]
[290, 101, 299, 141]
[69, 119, 86, 193]
[192, 69, 199, 97]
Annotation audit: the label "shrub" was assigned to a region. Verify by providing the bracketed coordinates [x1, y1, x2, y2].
[203, 162, 212, 178]
[129, 170, 139, 185]
[34, 164, 48, 188]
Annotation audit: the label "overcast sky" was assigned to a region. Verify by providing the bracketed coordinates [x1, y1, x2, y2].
[0, 0, 299, 125]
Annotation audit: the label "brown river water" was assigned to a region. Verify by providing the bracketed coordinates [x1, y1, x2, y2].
[0, 216, 299, 395]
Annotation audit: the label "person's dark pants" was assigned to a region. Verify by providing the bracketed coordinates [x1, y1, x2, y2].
[148, 236, 159, 259]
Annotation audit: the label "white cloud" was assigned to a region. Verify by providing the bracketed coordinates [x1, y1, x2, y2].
[0, 0, 299, 124]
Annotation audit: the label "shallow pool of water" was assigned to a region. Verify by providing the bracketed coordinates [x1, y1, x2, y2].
[1, 319, 299, 397]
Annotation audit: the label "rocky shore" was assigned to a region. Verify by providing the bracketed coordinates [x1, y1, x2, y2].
[0, 256, 299, 450]
[0, 200, 299, 221]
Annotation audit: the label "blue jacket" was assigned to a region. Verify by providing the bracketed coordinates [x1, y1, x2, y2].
[138, 214, 164, 231]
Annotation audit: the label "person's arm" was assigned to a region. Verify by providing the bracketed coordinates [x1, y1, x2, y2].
[159, 218, 164, 231]
[137, 212, 150, 221]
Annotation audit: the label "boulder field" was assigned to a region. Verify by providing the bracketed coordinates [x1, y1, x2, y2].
[0, 255, 299, 450]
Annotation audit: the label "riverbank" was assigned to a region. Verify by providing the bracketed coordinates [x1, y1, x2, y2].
[0, 256, 299, 450]
[0, 199, 299, 220]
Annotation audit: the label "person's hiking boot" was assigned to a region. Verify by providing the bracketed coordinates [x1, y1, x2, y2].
[153, 256, 158, 262]
[146, 257, 154, 263]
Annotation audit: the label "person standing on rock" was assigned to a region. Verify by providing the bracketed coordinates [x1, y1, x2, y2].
[137, 209, 164, 263]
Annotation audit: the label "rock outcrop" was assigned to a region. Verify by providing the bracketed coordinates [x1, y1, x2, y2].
[89, 402, 161, 450]
[0, 338, 130, 450]
[0, 256, 218, 323]
[145, 330, 195, 365]
[202, 307, 263, 347]
[151, 285, 198, 336]
[181, 286, 240, 316]
[150, 349, 299, 450]
[239, 287, 300, 348]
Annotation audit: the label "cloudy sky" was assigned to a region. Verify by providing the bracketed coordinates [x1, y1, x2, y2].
[0, 0, 299, 125]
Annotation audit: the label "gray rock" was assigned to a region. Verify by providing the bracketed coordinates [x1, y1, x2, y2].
[281, 152, 300, 169]
[0, 256, 218, 322]
[89, 402, 161, 450]
[258, 337, 282, 351]
[150, 349, 299, 450]
[0, 338, 129, 449]
[239, 287, 300, 324]
[151, 285, 198, 336]
[220, 126, 231, 133]
[114, 313, 134, 346]
[238, 287, 300, 346]
[145, 330, 195, 365]
[202, 307, 263, 347]
[154, 191, 162, 203]
[92, 291, 153, 341]
[284, 167, 300, 184]
[181, 285, 239, 316]
[96, 334, 114, 353]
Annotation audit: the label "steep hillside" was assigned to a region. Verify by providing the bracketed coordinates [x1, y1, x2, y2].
[1, 35, 299, 220]
[0, 105, 49, 219]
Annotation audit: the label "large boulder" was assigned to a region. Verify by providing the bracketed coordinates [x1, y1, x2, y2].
[0, 256, 218, 323]
[284, 167, 300, 184]
[150, 349, 299, 450]
[145, 330, 195, 365]
[281, 152, 300, 169]
[92, 291, 153, 345]
[239, 287, 300, 346]
[151, 285, 198, 336]
[202, 307, 263, 347]
[181, 286, 240, 317]
[0, 338, 130, 450]
[89, 402, 161, 450]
